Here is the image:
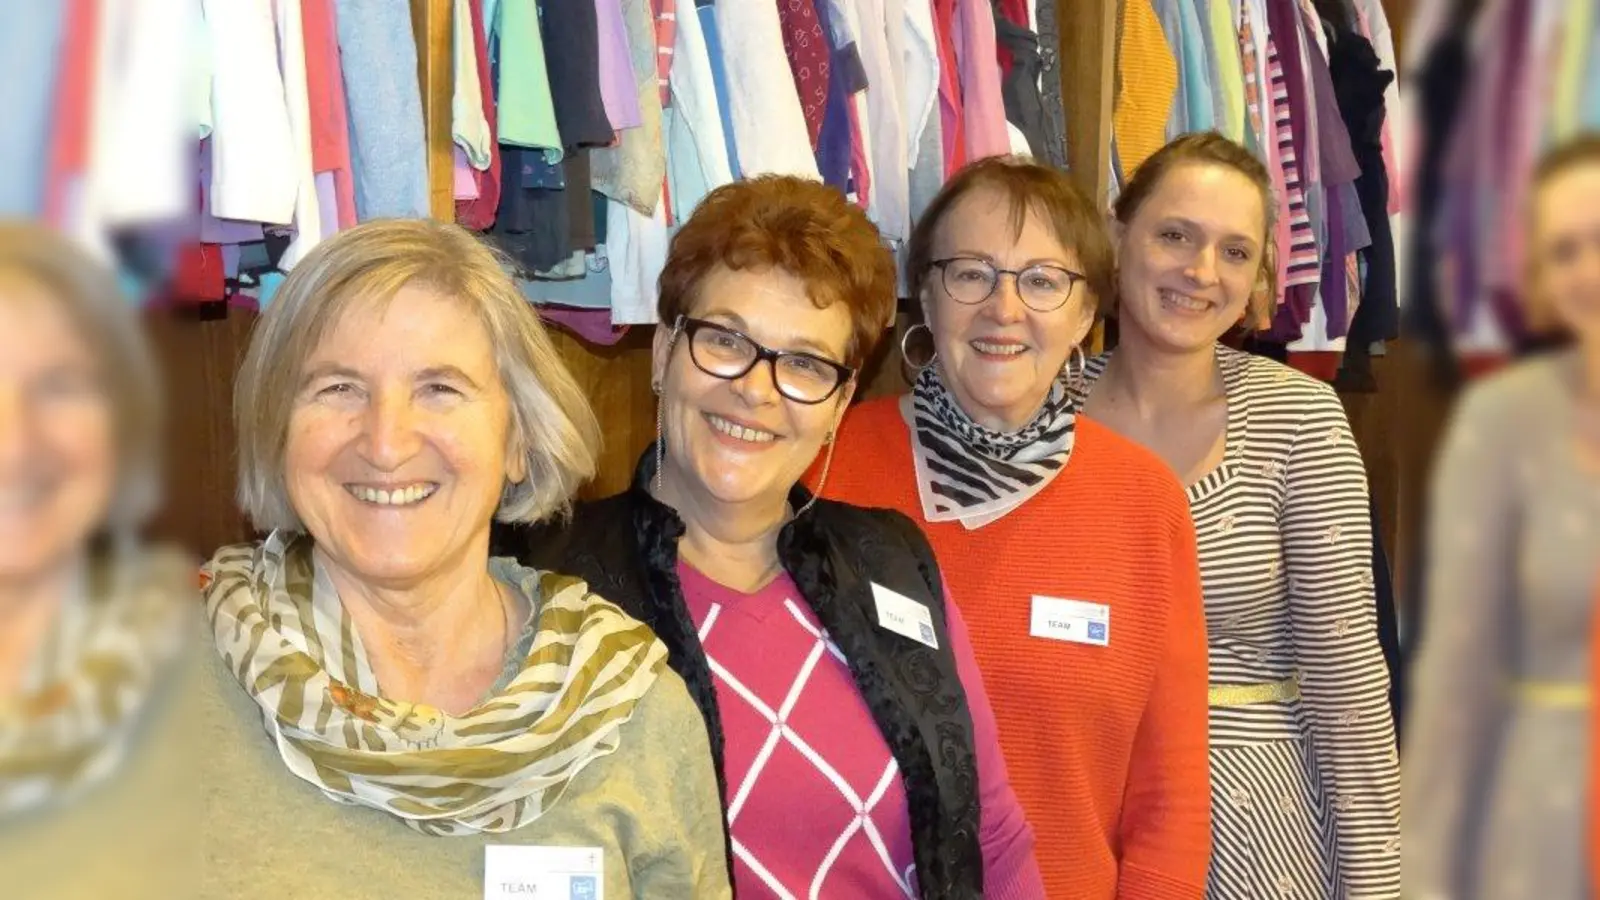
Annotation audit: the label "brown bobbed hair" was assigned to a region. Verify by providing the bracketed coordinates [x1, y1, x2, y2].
[1112, 132, 1279, 328]
[656, 176, 897, 370]
[905, 155, 1116, 316]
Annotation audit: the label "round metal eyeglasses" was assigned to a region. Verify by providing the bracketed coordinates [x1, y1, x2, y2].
[930, 256, 1086, 312]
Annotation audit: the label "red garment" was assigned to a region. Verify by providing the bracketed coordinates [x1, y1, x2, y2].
[822, 402, 1214, 899]
[843, 93, 872, 211]
[994, 0, 1028, 75]
[455, 0, 501, 229]
[43, 0, 98, 228]
[170, 243, 227, 304]
[653, 0, 677, 109]
[302, 0, 356, 230]
[776, 0, 830, 150]
[930, 0, 966, 176]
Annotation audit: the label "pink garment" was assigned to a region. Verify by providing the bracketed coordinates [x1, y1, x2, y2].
[453, 147, 480, 200]
[932, 0, 966, 175]
[951, 0, 1010, 161]
[678, 563, 1044, 900]
[538, 305, 631, 345]
[595, 0, 644, 131]
[303, 0, 357, 229]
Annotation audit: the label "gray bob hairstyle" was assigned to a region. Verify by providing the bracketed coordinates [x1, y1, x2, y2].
[233, 219, 600, 533]
[0, 223, 165, 534]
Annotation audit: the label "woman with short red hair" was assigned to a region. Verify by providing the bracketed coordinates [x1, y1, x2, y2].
[496, 176, 1044, 899]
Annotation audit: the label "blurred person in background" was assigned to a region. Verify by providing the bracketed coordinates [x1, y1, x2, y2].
[197, 220, 730, 899]
[1078, 133, 1401, 899]
[1406, 135, 1600, 900]
[821, 155, 1212, 898]
[0, 223, 194, 900]
[497, 176, 1046, 899]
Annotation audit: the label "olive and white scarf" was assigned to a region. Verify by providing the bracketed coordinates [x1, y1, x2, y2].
[201, 532, 668, 836]
[906, 365, 1078, 530]
[0, 550, 191, 820]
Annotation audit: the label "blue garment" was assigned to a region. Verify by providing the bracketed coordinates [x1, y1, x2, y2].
[334, 0, 431, 219]
[0, 6, 67, 217]
[1153, 0, 1215, 135]
[813, 0, 852, 191]
[1584, 13, 1600, 131]
[695, 0, 742, 180]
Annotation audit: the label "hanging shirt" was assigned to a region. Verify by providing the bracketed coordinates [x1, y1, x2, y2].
[452, 0, 494, 168]
[594, 0, 644, 132]
[276, 0, 325, 270]
[931, 0, 967, 175]
[952, 0, 1010, 161]
[204, 0, 297, 225]
[496, 0, 563, 156]
[303, 0, 356, 230]
[695, 0, 743, 179]
[777, 0, 832, 149]
[846, 0, 911, 240]
[457, 0, 502, 229]
[592, 0, 667, 216]
[539, 0, 617, 150]
[664, 0, 733, 220]
[1153, 0, 1216, 137]
[333, 0, 430, 219]
[1113, 0, 1178, 178]
[714, 0, 821, 179]
[1201, 0, 1246, 143]
[0, 5, 67, 217]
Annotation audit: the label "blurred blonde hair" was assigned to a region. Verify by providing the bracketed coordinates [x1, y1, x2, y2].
[233, 219, 600, 533]
[0, 223, 164, 534]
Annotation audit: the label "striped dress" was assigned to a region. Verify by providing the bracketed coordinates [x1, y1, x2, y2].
[1080, 345, 1401, 898]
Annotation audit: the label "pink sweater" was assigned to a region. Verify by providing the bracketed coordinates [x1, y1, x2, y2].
[678, 562, 1045, 899]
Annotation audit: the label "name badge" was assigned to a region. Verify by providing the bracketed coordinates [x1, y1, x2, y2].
[1030, 596, 1110, 647]
[484, 845, 603, 900]
[872, 582, 939, 649]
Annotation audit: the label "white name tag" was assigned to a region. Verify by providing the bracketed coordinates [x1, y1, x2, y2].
[1030, 596, 1110, 647]
[872, 582, 939, 649]
[484, 845, 603, 900]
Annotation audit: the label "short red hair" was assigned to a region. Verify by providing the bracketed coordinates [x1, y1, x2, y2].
[656, 176, 896, 369]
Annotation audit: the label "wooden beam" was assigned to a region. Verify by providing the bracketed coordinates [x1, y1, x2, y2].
[1058, 0, 1118, 206]
[411, 0, 456, 221]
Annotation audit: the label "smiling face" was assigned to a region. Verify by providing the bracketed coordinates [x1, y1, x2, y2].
[1114, 163, 1268, 354]
[0, 274, 116, 592]
[652, 265, 854, 512]
[284, 284, 524, 591]
[922, 187, 1095, 433]
[1530, 160, 1600, 348]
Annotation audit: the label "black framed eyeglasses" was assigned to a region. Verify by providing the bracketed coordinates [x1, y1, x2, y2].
[672, 316, 855, 405]
[930, 256, 1086, 312]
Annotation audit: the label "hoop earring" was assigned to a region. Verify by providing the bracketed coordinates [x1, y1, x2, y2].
[1065, 343, 1087, 395]
[899, 322, 936, 371]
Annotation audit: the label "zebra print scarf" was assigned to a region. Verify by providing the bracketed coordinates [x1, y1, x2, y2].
[906, 365, 1078, 530]
[202, 533, 668, 835]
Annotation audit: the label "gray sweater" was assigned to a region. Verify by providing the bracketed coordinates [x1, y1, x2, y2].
[196, 616, 732, 899]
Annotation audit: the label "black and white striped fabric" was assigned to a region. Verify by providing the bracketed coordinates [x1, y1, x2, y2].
[906, 364, 1077, 530]
[1078, 346, 1401, 899]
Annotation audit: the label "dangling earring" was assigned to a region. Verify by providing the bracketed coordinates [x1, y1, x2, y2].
[1065, 343, 1087, 396]
[899, 323, 936, 371]
[796, 393, 850, 517]
[652, 380, 665, 495]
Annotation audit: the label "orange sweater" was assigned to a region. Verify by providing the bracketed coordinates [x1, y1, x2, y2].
[818, 397, 1212, 899]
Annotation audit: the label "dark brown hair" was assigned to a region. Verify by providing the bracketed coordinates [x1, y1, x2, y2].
[1113, 132, 1278, 326]
[656, 176, 897, 369]
[906, 155, 1116, 314]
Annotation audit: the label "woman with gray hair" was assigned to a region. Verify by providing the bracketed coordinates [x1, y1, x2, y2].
[0, 224, 194, 900]
[197, 219, 730, 899]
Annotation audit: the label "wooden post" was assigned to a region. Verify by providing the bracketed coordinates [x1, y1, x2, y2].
[411, 0, 456, 221]
[1057, 0, 1119, 208]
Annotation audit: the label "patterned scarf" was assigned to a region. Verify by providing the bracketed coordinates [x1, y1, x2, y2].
[201, 532, 668, 836]
[0, 550, 190, 820]
[906, 364, 1078, 530]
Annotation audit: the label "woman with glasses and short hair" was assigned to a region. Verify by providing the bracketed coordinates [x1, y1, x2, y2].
[820, 155, 1213, 898]
[494, 175, 1044, 899]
